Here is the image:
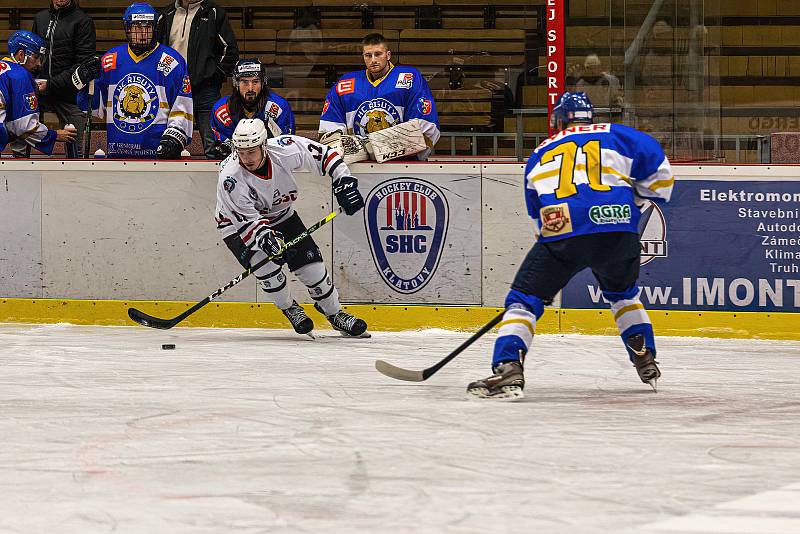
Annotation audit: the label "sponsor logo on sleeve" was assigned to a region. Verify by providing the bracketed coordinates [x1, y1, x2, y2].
[181, 75, 191, 94]
[335, 78, 355, 96]
[364, 177, 449, 294]
[266, 101, 281, 119]
[157, 52, 177, 75]
[0, 62, 10, 75]
[215, 104, 232, 126]
[102, 52, 117, 71]
[395, 72, 413, 89]
[322, 99, 330, 114]
[23, 92, 38, 111]
[419, 98, 432, 115]
[539, 203, 572, 237]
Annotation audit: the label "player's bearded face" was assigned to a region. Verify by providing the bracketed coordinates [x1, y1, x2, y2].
[238, 77, 262, 106]
[363, 44, 391, 78]
[237, 146, 266, 171]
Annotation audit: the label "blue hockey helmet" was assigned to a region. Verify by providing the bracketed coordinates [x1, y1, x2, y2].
[7, 30, 47, 60]
[123, 3, 158, 54]
[233, 58, 265, 87]
[551, 91, 594, 130]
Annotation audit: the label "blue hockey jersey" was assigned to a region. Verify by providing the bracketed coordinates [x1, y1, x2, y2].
[524, 123, 674, 242]
[319, 63, 440, 154]
[210, 91, 295, 142]
[93, 44, 193, 158]
[0, 58, 56, 154]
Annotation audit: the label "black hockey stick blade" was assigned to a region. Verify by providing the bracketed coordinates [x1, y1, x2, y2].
[375, 311, 505, 382]
[128, 210, 340, 329]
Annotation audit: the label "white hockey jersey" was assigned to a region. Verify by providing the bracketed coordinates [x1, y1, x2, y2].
[215, 135, 352, 248]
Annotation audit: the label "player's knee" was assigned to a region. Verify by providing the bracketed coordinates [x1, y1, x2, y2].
[295, 262, 337, 302]
[256, 266, 287, 294]
[504, 288, 545, 319]
[602, 283, 639, 303]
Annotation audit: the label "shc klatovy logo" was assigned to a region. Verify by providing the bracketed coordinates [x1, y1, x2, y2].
[365, 177, 449, 294]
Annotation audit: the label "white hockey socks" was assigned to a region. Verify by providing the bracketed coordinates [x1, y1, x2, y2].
[294, 262, 340, 316]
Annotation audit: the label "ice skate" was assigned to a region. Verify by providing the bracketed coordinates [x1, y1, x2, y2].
[282, 301, 314, 338]
[466, 361, 525, 400]
[626, 334, 661, 391]
[314, 303, 370, 338]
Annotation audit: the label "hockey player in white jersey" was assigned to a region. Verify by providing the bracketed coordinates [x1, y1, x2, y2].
[215, 118, 368, 337]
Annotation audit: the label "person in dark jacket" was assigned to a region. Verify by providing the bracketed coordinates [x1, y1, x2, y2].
[31, 0, 100, 157]
[155, 0, 238, 158]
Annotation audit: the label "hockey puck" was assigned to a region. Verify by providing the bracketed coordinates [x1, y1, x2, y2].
[161, 344, 176, 350]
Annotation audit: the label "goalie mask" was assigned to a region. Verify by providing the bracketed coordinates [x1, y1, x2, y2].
[232, 118, 269, 171]
[123, 3, 158, 56]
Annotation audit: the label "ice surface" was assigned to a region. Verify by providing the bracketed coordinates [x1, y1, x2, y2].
[0, 323, 799, 534]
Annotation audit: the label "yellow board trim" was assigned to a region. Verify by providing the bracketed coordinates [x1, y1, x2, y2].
[0, 299, 798, 340]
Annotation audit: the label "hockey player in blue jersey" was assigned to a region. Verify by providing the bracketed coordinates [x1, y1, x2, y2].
[93, 3, 193, 159]
[0, 31, 77, 154]
[209, 58, 294, 160]
[467, 92, 675, 399]
[318, 33, 440, 161]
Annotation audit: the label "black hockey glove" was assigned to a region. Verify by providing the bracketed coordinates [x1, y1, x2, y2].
[71, 55, 101, 91]
[332, 175, 364, 216]
[156, 127, 187, 159]
[256, 229, 286, 265]
[211, 139, 233, 160]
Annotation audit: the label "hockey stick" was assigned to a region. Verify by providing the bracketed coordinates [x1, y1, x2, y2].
[375, 311, 505, 382]
[83, 80, 94, 159]
[128, 209, 340, 329]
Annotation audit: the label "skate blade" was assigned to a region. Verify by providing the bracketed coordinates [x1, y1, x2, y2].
[305, 331, 316, 339]
[646, 378, 658, 392]
[338, 330, 371, 339]
[466, 385, 524, 401]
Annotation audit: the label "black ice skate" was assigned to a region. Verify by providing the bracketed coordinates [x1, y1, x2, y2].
[626, 334, 661, 392]
[466, 360, 525, 400]
[282, 301, 314, 337]
[314, 303, 369, 338]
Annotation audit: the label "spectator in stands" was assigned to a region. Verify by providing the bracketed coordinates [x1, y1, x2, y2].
[574, 53, 623, 111]
[156, 0, 238, 158]
[93, 3, 192, 159]
[319, 33, 440, 161]
[209, 58, 295, 160]
[31, 0, 99, 157]
[0, 31, 76, 155]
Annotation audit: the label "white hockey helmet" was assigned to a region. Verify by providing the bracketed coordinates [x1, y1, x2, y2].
[232, 119, 269, 150]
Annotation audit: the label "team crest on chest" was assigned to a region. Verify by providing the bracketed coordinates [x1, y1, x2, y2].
[354, 98, 401, 136]
[113, 73, 159, 133]
[365, 177, 449, 294]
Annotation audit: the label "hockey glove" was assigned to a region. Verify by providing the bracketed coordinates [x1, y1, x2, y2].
[211, 139, 233, 160]
[256, 229, 286, 265]
[332, 176, 364, 216]
[71, 56, 101, 91]
[156, 127, 188, 159]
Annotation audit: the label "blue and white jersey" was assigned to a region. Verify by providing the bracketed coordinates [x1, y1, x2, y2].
[0, 58, 56, 154]
[319, 63, 440, 157]
[525, 123, 674, 242]
[210, 91, 295, 143]
[93, 44, 193, 159]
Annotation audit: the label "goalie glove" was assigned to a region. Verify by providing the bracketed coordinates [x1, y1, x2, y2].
[156, 127, 188, 159]
[71, 56, 101, 91]
[332, 175, 364, 216]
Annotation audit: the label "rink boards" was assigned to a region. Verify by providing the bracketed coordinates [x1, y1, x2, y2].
[0, 160, 798, 339]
